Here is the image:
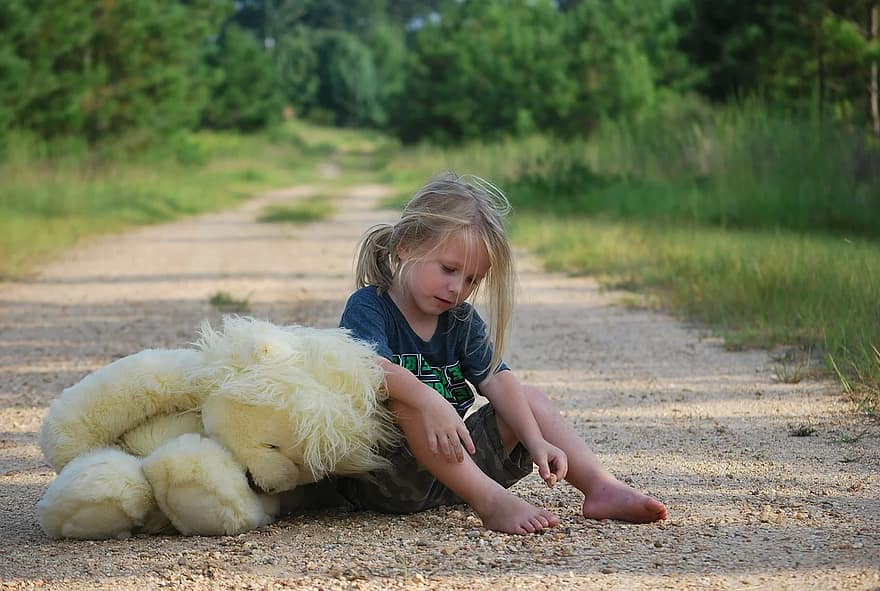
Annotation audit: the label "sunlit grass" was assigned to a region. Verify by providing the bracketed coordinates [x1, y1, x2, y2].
[0, 120, 384, 279]
[511, 214, 880, 407]
[2, 116, 877, 407]
[258, 196, 335, 224]
[382, 113, 880, 404]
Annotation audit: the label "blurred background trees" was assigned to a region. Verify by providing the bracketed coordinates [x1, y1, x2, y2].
[1, 0, 877, 395]
[1, 0, 878, 150]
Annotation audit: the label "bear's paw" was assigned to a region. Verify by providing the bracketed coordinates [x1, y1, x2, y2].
[143, 433, 279, 536]
[37, 448, 163, 539]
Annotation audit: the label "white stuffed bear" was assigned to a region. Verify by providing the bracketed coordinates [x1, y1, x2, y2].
[37, 316, 397, 539]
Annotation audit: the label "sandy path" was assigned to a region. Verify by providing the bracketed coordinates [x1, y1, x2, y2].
[0, 183, 877, 591]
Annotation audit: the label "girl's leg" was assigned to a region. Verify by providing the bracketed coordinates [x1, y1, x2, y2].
[389, 400, 560, 534]
[497, 386, 667, 523]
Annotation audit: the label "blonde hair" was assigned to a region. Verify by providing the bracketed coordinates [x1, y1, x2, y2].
[354, 171, 516, 372]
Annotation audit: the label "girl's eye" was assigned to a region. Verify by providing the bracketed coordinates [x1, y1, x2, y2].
[441, 265, 455, 273]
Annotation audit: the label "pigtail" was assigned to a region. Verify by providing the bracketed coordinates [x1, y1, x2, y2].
[354, 223, 396, 291]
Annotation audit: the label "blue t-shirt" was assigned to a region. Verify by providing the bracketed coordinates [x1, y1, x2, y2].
[339, 286, 508, 417]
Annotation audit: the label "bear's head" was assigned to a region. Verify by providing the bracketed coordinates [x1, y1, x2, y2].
[194, 317, 399, 494]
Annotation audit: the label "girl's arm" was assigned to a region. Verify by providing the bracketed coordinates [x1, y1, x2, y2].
[379, 358, 476, 462]
[479, 370, 567, 483]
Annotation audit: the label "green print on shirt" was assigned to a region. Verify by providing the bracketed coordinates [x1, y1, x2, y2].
[392, 353, 473, 409]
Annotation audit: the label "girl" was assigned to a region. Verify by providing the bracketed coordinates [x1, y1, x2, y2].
[335, 172, 667, 534]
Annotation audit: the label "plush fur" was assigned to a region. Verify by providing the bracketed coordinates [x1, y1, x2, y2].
[194, 317, 398, 492]
[39, 349, 208, 471]
[37, 316, 397, 539]
[119, 411, 204, 457]
[143, 433, 279, 536]
[36, 448, 170, 539]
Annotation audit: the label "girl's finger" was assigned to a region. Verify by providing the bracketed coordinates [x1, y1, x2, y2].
[537, 459, 551, 480]
[437, 433, 451, 459]
[458, 425, 476, 455]
[450, 434, 464, 462]
[555, 455, 569, 480]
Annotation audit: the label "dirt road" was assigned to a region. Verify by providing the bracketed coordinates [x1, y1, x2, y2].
[1, 183, 877, 590]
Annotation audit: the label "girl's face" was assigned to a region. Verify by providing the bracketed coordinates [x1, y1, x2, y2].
[393, 232, 490, 321]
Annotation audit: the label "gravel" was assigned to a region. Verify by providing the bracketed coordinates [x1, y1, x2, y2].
[1, 183, 878, 590]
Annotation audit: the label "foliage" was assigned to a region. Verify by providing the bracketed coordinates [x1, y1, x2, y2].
[4, 0, 879, 147]
[311, 30, 384, 127]
[679, 0, 880, 131]
[258, 197, 335, 223]
[0, 0, 231, 148]
[272, 27, 319, 116]
[202, 25, 283, 131]
[396, 0, 576, 143]
[512, 216, 880, 401]
[564, 0, 693, 132]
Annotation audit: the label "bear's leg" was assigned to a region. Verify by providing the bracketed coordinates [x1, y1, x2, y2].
[143, 433, 279, 536]
[37, 447, 170, 539]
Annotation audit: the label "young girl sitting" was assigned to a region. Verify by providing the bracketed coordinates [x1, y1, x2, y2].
[334, 172, 667, 534]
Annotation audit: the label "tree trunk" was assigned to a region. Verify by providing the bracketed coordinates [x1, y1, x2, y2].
[871, 4, 879, 136]
[817, 38, 825, 120]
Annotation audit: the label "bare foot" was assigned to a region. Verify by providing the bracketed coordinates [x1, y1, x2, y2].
[477, 490, 561, 535]
[582, 478, 667, 523]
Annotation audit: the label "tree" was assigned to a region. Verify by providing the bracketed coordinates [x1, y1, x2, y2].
[565, 0, 691, 132]
[397, 0, 575, 143]
[1, 0, 232, 146]
[272, 27, 319, 117]
[311, 30, 383, 127]
[0, 0, 38, 150]
[201, 24, 283, 131]
[679, 0, 880, 132]
[822, 2, 880, 133]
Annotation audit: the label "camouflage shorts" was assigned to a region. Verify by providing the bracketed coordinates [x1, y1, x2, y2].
[334, 403, 533, 514]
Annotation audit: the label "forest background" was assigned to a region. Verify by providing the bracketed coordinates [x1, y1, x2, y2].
[1, 0, 878, 407]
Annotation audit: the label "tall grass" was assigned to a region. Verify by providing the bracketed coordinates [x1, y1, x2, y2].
[384, 101, 880, 403]
[513, 217, 880, 395]
[581, 103, 880, 236]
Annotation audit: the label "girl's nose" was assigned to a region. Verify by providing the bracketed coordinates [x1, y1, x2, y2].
[449, 278, 464, 299]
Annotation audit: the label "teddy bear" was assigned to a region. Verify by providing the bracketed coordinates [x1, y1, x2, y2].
[36, 316, 398, 539]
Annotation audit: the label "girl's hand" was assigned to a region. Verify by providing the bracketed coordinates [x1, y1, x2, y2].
[418, 393, 476, 463]
[528, 439, 568, 486]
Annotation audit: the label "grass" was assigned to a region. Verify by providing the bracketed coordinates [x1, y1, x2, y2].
[208, 291, 251, 313]
[771, 348, 816, 384]
[0, 121, 397, 278]
[0, 134, 295, 277]
[830, 345, 880, 415]
[509, 215, 880, 407]
[258, 196, 335, 224]
[3, 105, 878, 410]
[381, 104, 880, 411]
